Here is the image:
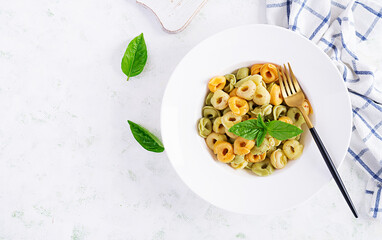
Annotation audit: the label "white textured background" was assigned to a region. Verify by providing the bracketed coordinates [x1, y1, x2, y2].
[1, 0, 382, 239]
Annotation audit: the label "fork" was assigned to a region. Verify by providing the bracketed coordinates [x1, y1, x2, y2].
[278, 63, 358, 218]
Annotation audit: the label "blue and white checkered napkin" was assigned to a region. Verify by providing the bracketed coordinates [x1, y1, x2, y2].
[266, 0, 382, 218]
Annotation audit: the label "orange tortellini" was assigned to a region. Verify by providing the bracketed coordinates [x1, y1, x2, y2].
[260, 63, 279, 83]
[199, 63, 309, 176]
[208, 76, 226, 92]
[250, 64, 263, 75]
[233, 137, 255, 155]
[214, 141, 235, 163]
[269, 83, 283, 105]
[228, 97, 249, 116]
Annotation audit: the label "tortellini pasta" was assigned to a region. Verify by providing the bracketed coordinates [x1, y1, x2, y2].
[269, 84, 283, 106]
[199, 63, 309, 176]
[253, 85, 271, 105]
[250, 64, 262, 75]
[229, 88, 238, 97]
[202, 106, 221, 119]
[223, 74, 236, 93]
[221, 111, 242, 129]
[270, 149, 288, 169]
[236, 80, 256, 100]
[302, 99, 313, 115]
[233, 137, 255, 155]
[273, 105, 287, 120]
[213, 117, 226, 134]
[283, 140, 304, 160]
[287, 107, 305, 127]
[206, 132, 227, 150]
[231, 155, 248, 169]
[214, 141, 235, 163]
[235, 75, 263, 88]
[245, 152, 266, 163]
[236, 67, 250, 80]
[211, 90, 230, 110]
[205, 92, 214, 106]
[251, 159, 274, 176]
[228, 96, 249, 116]
[208, 76, 226, 92]
[250, 138, 271, 155]
[198, 118, 212, 138]
[260, 63, 278, 83]
[251, 104, 273, 118]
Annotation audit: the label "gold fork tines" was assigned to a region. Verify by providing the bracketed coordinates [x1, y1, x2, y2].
[278, 63, 313, 128]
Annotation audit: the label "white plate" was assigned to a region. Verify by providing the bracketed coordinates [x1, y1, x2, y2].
[161, 24, 352, 214]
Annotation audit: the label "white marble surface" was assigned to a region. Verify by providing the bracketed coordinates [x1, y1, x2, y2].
[1, 0, 382, 239]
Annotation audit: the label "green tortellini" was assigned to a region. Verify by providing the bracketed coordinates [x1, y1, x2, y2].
[205, 92, 214, 106]
[251, 159, 274, 176]
[251, 104, 273, 117]
[248, 100, 256, 112]
[223, 83, 235, 93]
[222, 107, 231, 115]
[273, 105, 287, 120]
[230, 155, 248, 169]
[198, 118, 212, 138]
[236, 67, 250, 80]
[287, 107, 305, 127]
[202, 106, 221, 119]
[250, 138, 271, 155]
[223, 74, 236, 93]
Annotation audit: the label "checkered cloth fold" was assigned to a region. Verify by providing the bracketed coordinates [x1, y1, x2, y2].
[266, 0, 382, 218]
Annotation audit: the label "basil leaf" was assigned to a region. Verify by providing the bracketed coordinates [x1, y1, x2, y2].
[121, 33, 148, 81]
[128, 120, 164, 153]
[266, 121, 303, 141]
[228, 119, 264, 140]
[257, 114, 267, 129]
[256, 129, 266, 147]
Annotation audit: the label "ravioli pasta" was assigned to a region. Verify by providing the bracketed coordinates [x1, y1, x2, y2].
[197, 63, 311, 177]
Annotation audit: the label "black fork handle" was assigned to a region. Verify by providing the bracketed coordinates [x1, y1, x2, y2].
[310, 127, 358, 218]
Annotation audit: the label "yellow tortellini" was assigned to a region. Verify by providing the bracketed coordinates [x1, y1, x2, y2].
[236, 80, 256, 100]
[211, 90, 230, 110]
[253, 85, 271, 105]
[199, 63, 310, 177]
[198, 118, 212, 138]
[202, 106, 221, 119]
[231, 155, 248, 169]
[251, 159, 274, 176]
[283, 140, 304, 160]
[213, 117, 226, 134]
[270, 149, 288, 169]
[221, 111, 242, 129]
[206, 132, 227, 150]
